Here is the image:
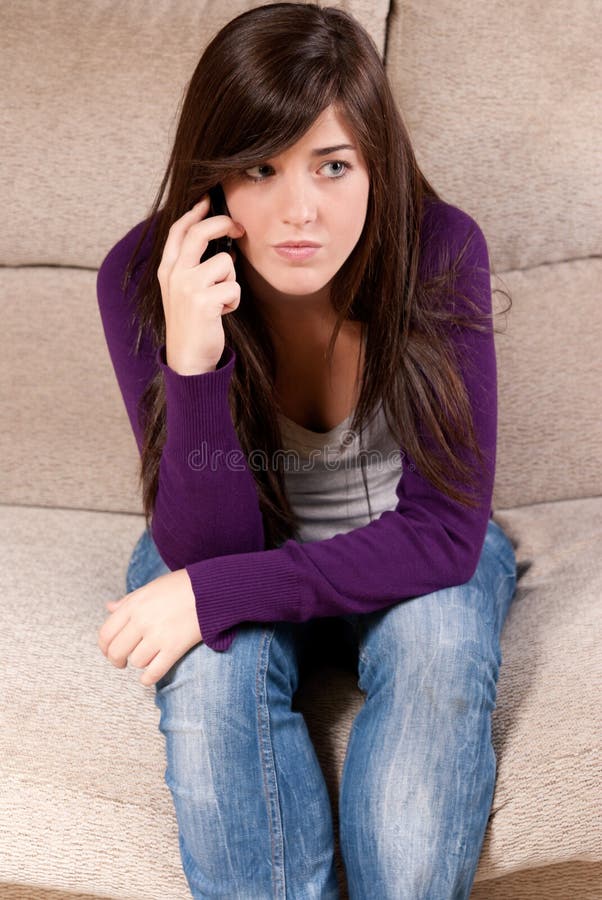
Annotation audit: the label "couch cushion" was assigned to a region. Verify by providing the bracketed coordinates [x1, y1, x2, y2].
[0, 506, 188, 899]
[470, 861, 602, 899]
[481, 496, 602, 877]
[0, 267, 142, 513]
[491, 258, 602, 509]
[385, 0, 601, 269]
[0, 0, 389, 269]
[0, 497, 599, 896]
[385, 0, 602, 509]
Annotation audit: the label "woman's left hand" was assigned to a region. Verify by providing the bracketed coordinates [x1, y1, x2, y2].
[98, 568, 202, 687]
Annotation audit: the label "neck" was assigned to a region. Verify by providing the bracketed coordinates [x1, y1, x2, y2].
[240, 254, 338, 344]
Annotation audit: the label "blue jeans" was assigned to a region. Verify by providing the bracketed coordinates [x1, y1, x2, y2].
[126, 517, 517, 899]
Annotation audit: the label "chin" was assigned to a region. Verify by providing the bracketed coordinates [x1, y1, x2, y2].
[241, 252, 334, 296]
[271, 275, 330, 296]
[258, 263, 329, 290]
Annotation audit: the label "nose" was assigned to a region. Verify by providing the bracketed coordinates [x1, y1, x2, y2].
[278, 175, 318, 227]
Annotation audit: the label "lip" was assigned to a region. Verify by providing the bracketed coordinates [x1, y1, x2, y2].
[274, 241, 322, 248]
[273, 243, 321, 261]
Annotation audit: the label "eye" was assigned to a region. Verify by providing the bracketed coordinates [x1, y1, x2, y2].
[322, 160, 351, 178]
[243, 164, 274, 183]
[242, 160, 352, 183]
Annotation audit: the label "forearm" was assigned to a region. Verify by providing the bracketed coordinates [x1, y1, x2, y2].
[151, 343, 265, 569]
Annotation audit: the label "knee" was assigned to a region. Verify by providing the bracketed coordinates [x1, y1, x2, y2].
[153, 632, 264, 803]
[360, 593, 501, 707]
[155, 622, 265, 706]
[154, 620, 303, 731]
[154, 621, 303, 811]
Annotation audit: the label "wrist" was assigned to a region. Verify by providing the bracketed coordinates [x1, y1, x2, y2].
[164, 346, 217, 376]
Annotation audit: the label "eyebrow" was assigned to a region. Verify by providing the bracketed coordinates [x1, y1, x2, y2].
[311, 144, 356, 156]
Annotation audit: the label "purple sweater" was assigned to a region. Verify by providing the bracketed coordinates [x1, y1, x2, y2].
[96, 198, 496, 652]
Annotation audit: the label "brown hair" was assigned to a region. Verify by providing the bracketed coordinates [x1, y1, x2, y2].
[121, 2, 511, 549]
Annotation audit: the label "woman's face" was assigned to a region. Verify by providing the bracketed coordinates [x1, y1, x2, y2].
[222, 105, 370, 307]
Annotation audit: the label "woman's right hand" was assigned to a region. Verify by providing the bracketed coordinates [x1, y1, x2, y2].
[157, 195, 245, 375]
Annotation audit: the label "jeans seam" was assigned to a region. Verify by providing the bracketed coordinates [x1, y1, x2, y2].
[255, 627, 286, 899]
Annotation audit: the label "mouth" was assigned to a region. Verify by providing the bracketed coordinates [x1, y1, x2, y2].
[273, 244, 321, 261]
[274, 241, 322, 248]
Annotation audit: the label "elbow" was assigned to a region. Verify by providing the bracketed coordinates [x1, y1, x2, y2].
[149, 518, 179, 571]
[450, 524, 489, 586]
[456, 552, 479, 586]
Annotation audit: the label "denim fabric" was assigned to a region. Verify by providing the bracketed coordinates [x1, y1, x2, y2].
[126, 517, 517, 899]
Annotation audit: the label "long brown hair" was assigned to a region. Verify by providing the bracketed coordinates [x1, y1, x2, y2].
[120, 2, 511, 550]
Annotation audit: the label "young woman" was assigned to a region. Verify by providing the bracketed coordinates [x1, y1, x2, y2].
[96, 3, 518, 898]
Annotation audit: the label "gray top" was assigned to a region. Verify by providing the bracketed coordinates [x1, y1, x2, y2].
[277, 400, 403, 543]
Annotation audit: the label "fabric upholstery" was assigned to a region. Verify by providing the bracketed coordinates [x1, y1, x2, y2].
[0, 0, 389, 268]
[0, 498, 600, 895]
[385, 0, 602, 508]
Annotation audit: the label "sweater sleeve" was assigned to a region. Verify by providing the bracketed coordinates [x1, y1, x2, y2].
[180, 207, 497, 651]
[96, 218, 265, 651]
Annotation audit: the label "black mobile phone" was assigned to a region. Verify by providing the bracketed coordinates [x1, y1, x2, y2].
[200, 184, 233, 262]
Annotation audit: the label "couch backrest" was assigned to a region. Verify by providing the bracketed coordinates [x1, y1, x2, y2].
[1, 0, 600, 515]
[385, 0, 602, 508]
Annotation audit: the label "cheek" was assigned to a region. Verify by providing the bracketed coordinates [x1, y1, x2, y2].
[336, 200, 368, 247]
[228, 205, 262, 249]
[342, 205, 364, 234]
[222, 185, 253, 228]
[235, 230, 256, 258]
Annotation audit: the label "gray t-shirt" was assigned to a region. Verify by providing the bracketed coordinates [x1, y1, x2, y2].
[277, 400, 403, 543]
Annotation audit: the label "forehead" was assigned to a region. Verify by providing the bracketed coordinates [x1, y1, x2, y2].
[283, 105, 357, 153]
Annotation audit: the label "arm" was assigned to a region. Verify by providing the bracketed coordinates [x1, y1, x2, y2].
[96, 218, 265, 648]
[178, 207, 497, 651]
[151, 344, 265, 565]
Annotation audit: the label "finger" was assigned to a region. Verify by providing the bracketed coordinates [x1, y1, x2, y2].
[159, 196, 211, 276]
[106, 597, 125, 609]
[129, 636, 160, 671]
[179, 216, 244, 270]
[206, 279, 242, 315]
[197, 250, 238, 287]
[98, 604, 132, 655]
[140, 650, 173, 687]
[106, 620, 143, 669]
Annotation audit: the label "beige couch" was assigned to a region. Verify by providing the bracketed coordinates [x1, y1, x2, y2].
[1, 1, 600, 897]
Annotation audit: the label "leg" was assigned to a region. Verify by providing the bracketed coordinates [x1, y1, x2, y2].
[339, 517, 518, 899]
[126, 527, 340, 900]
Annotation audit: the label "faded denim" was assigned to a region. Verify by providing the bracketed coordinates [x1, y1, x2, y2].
[126, 516, 517, 899]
